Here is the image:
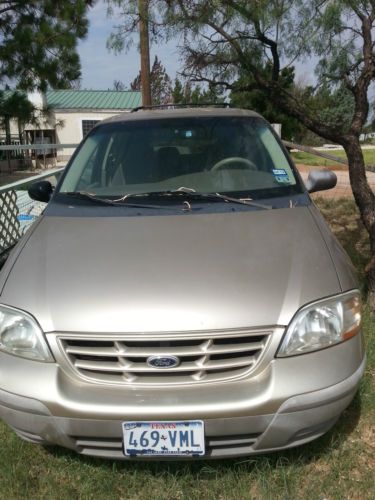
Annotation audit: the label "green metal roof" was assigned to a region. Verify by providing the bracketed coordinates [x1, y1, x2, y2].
[46, 90, 141, 110]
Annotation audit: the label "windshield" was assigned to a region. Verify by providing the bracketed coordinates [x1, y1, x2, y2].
[59, 116, 301, 199]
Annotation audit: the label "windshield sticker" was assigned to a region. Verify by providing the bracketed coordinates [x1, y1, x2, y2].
[272, 169, 290, 183]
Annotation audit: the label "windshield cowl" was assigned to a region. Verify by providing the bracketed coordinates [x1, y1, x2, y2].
[112, 187, 273, 210]
[61, 189, 273, 211]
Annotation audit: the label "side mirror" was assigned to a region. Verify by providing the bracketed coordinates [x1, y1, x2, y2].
[28, 180, 53, 203]
[305, 170, 337, 193]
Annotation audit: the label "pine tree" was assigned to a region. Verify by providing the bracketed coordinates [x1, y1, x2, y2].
[0, 1, 93, 90]
[172, 78, 184, 104]
[172, 79, 224, 105]
[129, 56, 172, 105]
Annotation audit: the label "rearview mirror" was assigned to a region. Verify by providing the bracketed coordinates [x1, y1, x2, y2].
[28, 180, 53, 203]
[305, 170, 337, 193]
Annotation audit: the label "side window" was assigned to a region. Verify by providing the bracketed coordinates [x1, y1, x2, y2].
[82, 120, 100, 138]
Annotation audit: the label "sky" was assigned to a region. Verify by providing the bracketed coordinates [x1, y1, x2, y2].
[78, 1, 318, 91]
[78, 1, 180, 90]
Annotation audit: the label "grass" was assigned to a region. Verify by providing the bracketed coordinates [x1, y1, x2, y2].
[291, 148, 375, 168]
[0, 199, 374, 499]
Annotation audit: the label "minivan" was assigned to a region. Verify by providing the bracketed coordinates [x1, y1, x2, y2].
[0, 107, 365, 458]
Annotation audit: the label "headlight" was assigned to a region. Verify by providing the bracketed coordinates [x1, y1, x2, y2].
[0, 305, 53, 361]
[277, 291, 361, 357]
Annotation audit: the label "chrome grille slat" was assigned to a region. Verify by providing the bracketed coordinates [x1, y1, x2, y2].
[66, 341, 266, 357]
[66, 346, 120, 356]
[73, 355, 257, 373]
[59, 330, 271, 385]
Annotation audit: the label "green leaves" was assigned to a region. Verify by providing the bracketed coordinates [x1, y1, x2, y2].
[0, 1, 92, 90]
[130, 55, 173, 105]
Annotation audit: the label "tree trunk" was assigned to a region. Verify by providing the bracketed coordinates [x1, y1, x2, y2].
[4, 114, 11, 172]
[344, 136, 375, 311]
[18, 120, 24, 145]
[138, 0, 152, 106]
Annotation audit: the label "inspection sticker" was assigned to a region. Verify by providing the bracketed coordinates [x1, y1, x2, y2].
[272, 169, 290, 183]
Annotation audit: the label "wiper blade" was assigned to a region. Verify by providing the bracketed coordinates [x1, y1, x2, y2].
[177, 188, 273, 210]
[64, 191, 118, 205]
[115, 187, 273, 210]
[62, 191, 175, 210]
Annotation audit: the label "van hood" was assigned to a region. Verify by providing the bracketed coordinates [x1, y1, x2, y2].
[0, 207, 342, 333]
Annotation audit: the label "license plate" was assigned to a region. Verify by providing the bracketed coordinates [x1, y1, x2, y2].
[123, 420, 205, 457]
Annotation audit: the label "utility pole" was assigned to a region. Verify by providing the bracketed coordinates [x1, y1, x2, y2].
[138, 0, 152, 106]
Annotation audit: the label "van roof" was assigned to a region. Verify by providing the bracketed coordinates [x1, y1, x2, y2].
[104, 107, 263, 124]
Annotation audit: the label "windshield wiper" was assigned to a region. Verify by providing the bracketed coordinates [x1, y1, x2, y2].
[62, 191, 175, 210]
[114, 187, 273, 210]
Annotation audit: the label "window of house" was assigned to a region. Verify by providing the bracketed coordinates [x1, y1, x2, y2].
[82, 120, 100, 137]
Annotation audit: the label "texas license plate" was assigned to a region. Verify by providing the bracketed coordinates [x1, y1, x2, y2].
[123, 420, 205, 457]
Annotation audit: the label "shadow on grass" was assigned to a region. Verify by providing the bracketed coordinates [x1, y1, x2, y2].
[44, 391, 362, 477]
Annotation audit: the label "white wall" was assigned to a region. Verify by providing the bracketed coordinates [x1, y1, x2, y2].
[0, 108, 130, 161]
[55, 110, 128, 159]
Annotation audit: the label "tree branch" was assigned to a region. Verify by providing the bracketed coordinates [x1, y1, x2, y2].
[349, 13, 375, 134]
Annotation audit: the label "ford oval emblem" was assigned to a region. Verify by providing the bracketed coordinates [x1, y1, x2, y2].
[147, 355, 180, 369]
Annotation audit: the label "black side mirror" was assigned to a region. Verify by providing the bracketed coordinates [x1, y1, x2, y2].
[28, 180, 53, 203]
[305, 170, 337, 193]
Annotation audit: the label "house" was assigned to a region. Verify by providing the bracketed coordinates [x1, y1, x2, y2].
[0, 89, 142, 169]
[28, 90, 142, 161]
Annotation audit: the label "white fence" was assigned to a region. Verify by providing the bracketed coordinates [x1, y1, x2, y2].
[0, 143, 73, 259]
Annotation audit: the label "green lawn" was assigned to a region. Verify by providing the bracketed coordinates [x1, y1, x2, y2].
[291, 148, 375, 168]
[0, 199, 374, 499]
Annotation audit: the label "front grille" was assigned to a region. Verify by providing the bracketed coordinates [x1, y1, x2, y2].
[70, 433, 261, 459]
[58, 330, 271, 385]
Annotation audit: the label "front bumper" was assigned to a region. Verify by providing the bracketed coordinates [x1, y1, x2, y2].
[0, 335, 365, 459]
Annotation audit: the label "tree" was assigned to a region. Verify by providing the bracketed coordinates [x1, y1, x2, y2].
[0, 90, 56, 145]
[0, 90, 37, 169]
[113, 79, 126, 91]
[150, 56, 172, 104]
[106, 0, 166, 53]
[0, 91, 34, 144]
[171, 78, 185, 103]
[230, 65, 302, 140]
[172, 77, 224, 105]
[130, 55, 172, 104]
[103, 1, 375, 307]
[130, 73, 141, 91]
[144, 0, 375, 309]
[0, 1, 94, 90]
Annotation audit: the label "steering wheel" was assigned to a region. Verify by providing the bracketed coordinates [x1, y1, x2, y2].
[211, 156, 257, 171]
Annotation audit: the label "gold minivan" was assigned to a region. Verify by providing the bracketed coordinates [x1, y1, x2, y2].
[0, 107, 365, 458]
